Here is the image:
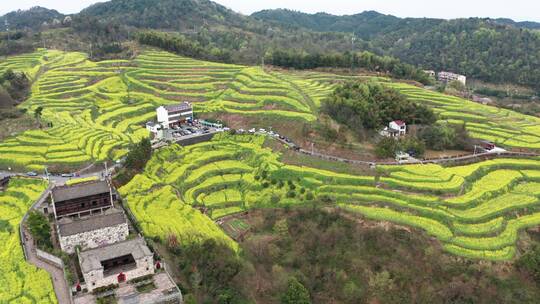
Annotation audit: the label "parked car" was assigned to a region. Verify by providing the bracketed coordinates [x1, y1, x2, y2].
[61, 173, 73, 178]
[248, 128, 256, 133]
[26, 172, 38, 177]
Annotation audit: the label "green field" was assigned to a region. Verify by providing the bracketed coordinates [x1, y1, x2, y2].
[119, 133, 540, 261]
[0, 178, 57, 303]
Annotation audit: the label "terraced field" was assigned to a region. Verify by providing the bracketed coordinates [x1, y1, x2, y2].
[0, 50, 333, 171]
[2, 49, 539, 170]
[386, 82, 540, 149]
[120, 133, 540, 260]
[0, 177, 57, 303]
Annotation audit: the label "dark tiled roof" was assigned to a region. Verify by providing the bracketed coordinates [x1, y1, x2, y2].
[52, 180, 110, 202]
[79, 237, 152, 272]
[164, 102, 192, 113]
[58, 208, 127, 236]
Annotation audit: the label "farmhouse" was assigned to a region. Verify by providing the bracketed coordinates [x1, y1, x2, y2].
[57, 208, 129, 254]
[438, 71, 467, 85]
[380, 120, 407, 138]
[78, 237, 154, 292]
[423, 70, 436, 77]
[156, 102, 193, 129]
[50, 180, 115, 219]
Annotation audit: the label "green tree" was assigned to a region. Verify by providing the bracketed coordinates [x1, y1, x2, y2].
[517, 245, 540, 284]
[26, 211, 52, 250]
[375, 137, 399, 159]
[322, 81, 436, 134]
[124, 137, 152, 170]
[281, 277, 311, 304]
[34, 106, 44, 125]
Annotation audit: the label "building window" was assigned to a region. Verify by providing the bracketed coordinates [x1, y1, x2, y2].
[92, 201, 97, 206]
[92, 282, 95, 286]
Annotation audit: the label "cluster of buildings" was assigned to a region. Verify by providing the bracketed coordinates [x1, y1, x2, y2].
[146, 102, 194, 135]
[47, 180, 156, 292]
[37, 178, 182, 303]
[424, 70, 467, 85]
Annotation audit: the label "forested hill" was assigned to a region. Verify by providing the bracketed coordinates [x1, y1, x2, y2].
[79, 0, 261, 32]
[253, 9, 540, 90]
[0, 7, 64, 30]
[252, 10, 440, 40]
[252, 9, 540, 33]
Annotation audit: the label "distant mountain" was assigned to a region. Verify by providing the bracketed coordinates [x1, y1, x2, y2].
[253, 9, 540, 34]
[493, 18, 540, 30]
[252, 9, 443, 40]
[0, 7, 64, 31]
[253, 9, 540, 90]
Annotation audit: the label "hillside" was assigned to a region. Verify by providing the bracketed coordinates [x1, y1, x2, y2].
[1, 1, 538, 90]
[0, 49, 539, 172]
[253, 9, 540, 90]
[0, 44, 540, 302]
[79, 0, 258, 32]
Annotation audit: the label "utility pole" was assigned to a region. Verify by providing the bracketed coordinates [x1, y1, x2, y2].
[104, 161, 109, 180]
[350, 32, 356, 74]
[5, 19, 9, 42]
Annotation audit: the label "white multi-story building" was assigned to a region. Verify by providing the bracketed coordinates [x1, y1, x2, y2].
[438, 71, 467, 85]
[57, 208, 129, 254]
[79, 237, 155, 292]
[380, 120, 407, 138]
[156, 102, 193, 129]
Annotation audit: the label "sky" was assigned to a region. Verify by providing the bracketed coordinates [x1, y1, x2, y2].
[0, 0, 538, 22]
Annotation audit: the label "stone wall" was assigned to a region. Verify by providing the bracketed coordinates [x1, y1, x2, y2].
[36, 249, 64, 268]
[59, 223, 129, 254]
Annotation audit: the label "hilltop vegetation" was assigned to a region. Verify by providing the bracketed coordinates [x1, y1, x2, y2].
[322, 81, 436, 131]
[254, 9, 540, 90]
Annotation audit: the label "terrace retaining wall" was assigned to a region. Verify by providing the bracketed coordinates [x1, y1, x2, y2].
[36, 249, 64, 268]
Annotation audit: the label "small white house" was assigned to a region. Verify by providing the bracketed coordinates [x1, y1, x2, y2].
[145, 121, 162, 134]
[438, 71, 467, 85]
[380, 120, 407, 138]
[156, 102, 193, 129]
